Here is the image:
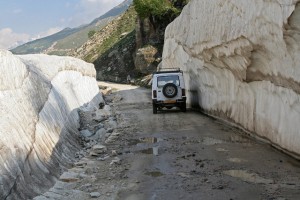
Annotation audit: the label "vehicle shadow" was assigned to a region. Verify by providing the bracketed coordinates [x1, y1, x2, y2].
[156, 108, 185, 114]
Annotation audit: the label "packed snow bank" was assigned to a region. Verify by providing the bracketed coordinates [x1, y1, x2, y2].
[0, 50, 103, 199]
[161, 0, 300, 157]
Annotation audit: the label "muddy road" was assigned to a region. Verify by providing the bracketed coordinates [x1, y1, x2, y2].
[35, 82, 300, 200]
[100, 82, 300, 200]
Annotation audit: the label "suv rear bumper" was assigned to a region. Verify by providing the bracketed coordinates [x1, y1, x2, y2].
[153, 97, 186, 107]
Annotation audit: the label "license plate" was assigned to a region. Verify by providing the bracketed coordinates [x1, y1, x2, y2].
[164, 100, 176, 104]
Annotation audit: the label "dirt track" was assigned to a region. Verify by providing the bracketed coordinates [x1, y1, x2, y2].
[35, 82, 300, 200]
[101, 82, 300, 200]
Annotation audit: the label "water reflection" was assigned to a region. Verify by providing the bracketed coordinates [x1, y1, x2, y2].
[224, 170, 273, 184]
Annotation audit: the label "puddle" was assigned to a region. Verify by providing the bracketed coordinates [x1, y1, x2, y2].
[145, 171, 164, 177]
[224, 170, 273, 184]
[128, 137, 163, 146]
[127, 139, 141, 146]
[227, 158, 247, 163]
[140, 147, 159, 156]
[140, 148, 153, 154]
[140, 137, 163, 143]
[177, 172, 191, 178]
[216, 148, 229, 152]
[202, 135, 251, 146]
[227, 135, 250, 143]
[202, 137, 224, 145]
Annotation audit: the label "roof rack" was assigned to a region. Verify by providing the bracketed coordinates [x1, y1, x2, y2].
[153, 68, 182, 74]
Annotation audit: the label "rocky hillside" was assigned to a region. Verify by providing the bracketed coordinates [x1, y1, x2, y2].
[0, 50, 103, 199]
[161, 0, 300, 158]
[70, 6, 139, 83]
[11, 0, 132, 56]
[71, 0, 188, 84]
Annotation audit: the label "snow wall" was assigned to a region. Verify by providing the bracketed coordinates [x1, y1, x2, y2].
[0, 50, 103, 199]
[161, 0, 300, 157]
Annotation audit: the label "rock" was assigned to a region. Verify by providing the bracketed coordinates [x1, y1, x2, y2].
[103, 105, 111, 111]
[108, 50, 118, 58]
[80, 129, 94, 138]
[80, 183, 92, 190]
[104, 118, 118, 129]
[161, 0, 300, 156]
[106, 128, 114, 133]
[96, 128, 107, 137]
[102, 87, 112, 95]
[112, 94, 123, 102]
[93, 144, 107, 152]
[134, 45, 159, 74]
[90, 128, 107, 141]
[79, 173, 88, 178]
[94, 109, 111, 119]
[95, 123, 105, 131]
[121, 32, 129, 37]
[99, 102, 105, 109]
[90, 192, 101, 198]
[59, 172, 79, 182]
[74, 161, 87, 168]
[105, 132, 121, 144]
[90, 144, 107, 156]
[97, 155, 110, 161]
[111, 150, 118, 156]
[92, 115, 106, 123]
[110, 157, 121, 165]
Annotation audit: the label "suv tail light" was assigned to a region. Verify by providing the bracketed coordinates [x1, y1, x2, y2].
[153, 90, 157, 98]
[182, 89, 186, 96]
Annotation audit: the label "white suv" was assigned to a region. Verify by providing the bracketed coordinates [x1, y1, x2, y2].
[152, 69, 186, 114]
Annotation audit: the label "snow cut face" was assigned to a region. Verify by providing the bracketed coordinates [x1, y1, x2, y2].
[0, 50, 28, 90]
[161, 0, 300, 157]
[0, 49, 103, 199]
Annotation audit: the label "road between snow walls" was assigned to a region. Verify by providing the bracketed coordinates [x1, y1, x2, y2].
[33, 82, 300, 200]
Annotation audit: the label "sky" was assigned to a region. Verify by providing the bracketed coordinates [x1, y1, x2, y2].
[0, 0, 124, 49]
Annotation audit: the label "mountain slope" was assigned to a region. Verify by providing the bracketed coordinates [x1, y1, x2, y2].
[70, 6, 138, 83]
[11, 0, 133, 55]
[10, 27, 81, 54]
[70, 0, 189, 84]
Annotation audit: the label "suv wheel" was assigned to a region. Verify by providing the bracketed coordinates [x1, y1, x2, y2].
[153, 104, 157, 114]
[162, 83, 178, 98]
[180, 102, 186, 112]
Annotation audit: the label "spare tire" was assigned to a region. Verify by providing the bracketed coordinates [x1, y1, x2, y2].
[162, 83, 178, 98]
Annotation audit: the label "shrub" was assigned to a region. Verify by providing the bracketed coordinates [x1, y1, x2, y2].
[133, 0, 179, 19]
[88, 30, 96, 38]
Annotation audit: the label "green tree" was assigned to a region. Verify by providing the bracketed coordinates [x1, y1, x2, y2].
[88, 30, 96, 38]
[133, 0, 179, 19]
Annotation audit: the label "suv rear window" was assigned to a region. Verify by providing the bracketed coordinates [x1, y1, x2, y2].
[157, 75, 180, 87]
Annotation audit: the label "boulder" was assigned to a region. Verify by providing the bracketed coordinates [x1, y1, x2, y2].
[59, 172, 80, 183]
[89, 144, 107, 156]
[89, 128, 107, 141]
[90, 192, 101, 198]
[80, 129, 94, 138]
[134, 45, 160, 74]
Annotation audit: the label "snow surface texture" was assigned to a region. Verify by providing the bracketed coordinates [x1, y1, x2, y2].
[161, 0, 300, 157]
[0, 50, 103, 199]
